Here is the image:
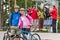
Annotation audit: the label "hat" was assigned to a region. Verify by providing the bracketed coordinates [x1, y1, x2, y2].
[20, 8, 25, 11]
[14, 5, 19, 8]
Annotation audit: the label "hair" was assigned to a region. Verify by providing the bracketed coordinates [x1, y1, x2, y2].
[32, 5, 36, 8]
[53, 5, 56, 8]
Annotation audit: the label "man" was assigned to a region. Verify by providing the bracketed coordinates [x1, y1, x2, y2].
[9, 5, 21, 37]
[49, 5, 58, 33]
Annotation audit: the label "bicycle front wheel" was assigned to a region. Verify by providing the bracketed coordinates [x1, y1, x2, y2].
[13, 37, 24, 40]
[19, 37, 24, 40]
[31, 33, 41, 40]
[3, 35, 10, 40]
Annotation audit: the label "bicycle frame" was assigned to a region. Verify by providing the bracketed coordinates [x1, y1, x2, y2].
[19, 29, 37, 40]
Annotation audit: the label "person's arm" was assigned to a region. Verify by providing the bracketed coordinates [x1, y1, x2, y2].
[37, 11, 41, 17]
[27, 15, 33, 24]
[28, 10, 32, 15]
[18, 17, 22, 27]
[49, 9, 53, 16]
[9, 14, 12, 26]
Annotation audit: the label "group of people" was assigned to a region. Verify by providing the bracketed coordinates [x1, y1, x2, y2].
[9, 4, 58, 37]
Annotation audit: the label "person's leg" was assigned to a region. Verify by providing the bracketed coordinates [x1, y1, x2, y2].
[13, 27, 19, 40]
[39, 18, 41, 30]
[41, 18, 44, 29]
[25, 28, 30, 40]
[52, 19, 56, 33]
[10, 26, 15, 36]
[10, 26, 15, 40]
[39, 18, 43, 30]
[22, 28, 28, 40]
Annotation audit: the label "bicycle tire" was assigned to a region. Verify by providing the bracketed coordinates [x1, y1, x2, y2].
[3, 35, 10, 40]
[31, 33, 41, 40]
[3, 35, 7, 40]
[30, 26, 37, 32]
[19, 37, 24, 40]
[13, 36, 24, 40]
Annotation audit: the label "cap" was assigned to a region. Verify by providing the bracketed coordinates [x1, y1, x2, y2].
[20, 8, 25, 11]
[14, 5, 19, 8]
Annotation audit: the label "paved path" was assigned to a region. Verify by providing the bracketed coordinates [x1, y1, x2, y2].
[0, 31, 60, 40]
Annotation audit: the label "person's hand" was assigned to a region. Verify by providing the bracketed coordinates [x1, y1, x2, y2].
[30, 24, 33, 27]
[26, 13, 28, 16]
[17, 26, 19, 29]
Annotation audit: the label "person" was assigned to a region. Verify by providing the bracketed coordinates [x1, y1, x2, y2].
[49, 5, 58, 33]
[28, 7, 32, 16]
[18, 8, 33, 40]
[44, 5, 51, 19]
[9, 5, 21, 37]
[37, 8, 44, 31]
[28, 6, 38, 31]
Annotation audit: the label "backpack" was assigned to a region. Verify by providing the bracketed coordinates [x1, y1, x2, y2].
[26, 15, 31, 22]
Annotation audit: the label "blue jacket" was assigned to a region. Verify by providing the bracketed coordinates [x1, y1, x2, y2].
[9, 12, 21, 26]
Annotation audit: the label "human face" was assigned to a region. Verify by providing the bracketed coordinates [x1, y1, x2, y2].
[15, 8, 19, 12]
[20, 10, 25, 15]
[33, 6, 36, 9]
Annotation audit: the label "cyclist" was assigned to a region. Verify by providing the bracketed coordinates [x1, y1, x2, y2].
[9, 5, 21, 38]
[18, 8, 33, 40]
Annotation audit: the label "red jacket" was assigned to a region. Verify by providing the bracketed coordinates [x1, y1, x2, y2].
[28, 9, 38, 19]
[49, 7, 58, 20]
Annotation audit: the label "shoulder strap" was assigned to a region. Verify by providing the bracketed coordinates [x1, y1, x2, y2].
[26, 16, 30, 22]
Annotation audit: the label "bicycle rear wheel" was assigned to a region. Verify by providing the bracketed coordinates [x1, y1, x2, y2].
[31, 33, 41, 40]
[30, 26, 37, 32]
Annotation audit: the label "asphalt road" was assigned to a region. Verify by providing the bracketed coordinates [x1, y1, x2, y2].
[0, 31, 60, 40]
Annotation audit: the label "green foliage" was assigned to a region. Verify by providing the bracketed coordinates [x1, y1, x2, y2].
[58, 21, 60, 33]
[58, 0, 60, 32]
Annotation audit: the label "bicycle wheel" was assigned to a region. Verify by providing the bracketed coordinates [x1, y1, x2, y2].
[30, 26, 37, 32]
[19, 37, 24, 40]
[13, 36, 24, 40]
[3, 35, 10, 40]
[3, 35, 7, 40]
[31, 33, 41, 40]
